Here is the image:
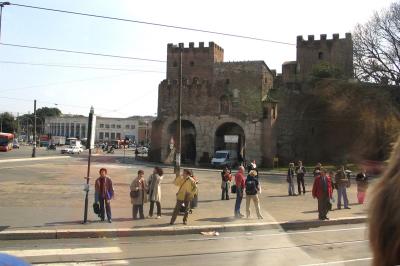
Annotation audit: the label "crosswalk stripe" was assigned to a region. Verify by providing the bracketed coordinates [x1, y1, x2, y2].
[1, 247, 122, 257]
[35, 260, 129, 266]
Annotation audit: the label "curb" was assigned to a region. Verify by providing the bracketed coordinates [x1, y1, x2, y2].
[0, 216, 366, 240]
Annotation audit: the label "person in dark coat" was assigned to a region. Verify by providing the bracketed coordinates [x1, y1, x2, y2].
[312, 169, 333, 220]
[295, 160, 307, 195]
[95, 168, 114, 223]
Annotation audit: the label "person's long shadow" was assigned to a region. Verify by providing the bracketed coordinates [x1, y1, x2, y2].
[45, 217, 133, 226]
[196, 217, 236, 223]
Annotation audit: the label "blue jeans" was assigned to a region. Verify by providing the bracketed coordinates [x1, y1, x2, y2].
[234, 187, 243, 216]
[337, 185, 349, 208]
[288, 181, 295, 195]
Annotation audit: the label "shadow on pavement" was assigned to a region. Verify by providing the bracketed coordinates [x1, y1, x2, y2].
[196, 217, 236, 223]
[0, 226, 9, 232]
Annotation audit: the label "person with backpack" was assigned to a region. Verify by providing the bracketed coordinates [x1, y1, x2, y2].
[170, 169, 197, 225]
[147, 167, 164, 219]
[287, 163, 296, 196]
[94, 168, 114, 223]
[221, 166, 232, 200]
[245, 170, 263, 219]
[130, 170, 147, 220]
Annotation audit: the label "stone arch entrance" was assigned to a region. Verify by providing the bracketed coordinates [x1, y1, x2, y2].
[214, 122, 245, 162]
[168, 120, 197, 164]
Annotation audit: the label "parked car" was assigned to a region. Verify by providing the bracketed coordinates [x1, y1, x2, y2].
[61, 145, 83, 154]
[136, 146, 148, 154]
[12, 140, 20, 149]
[211, 150, 238, 168]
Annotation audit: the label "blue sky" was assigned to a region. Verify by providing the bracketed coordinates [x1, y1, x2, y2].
[0, 0, 395, 117]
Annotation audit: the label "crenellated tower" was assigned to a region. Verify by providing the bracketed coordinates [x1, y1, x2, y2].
[296, 33, 353, 80]
[166, 41, 224, 82]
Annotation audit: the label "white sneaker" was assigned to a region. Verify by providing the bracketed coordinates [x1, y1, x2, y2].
[156, 216, 161, 219]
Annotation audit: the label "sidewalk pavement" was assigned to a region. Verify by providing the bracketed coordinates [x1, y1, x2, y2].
[0, 160, 369, 240]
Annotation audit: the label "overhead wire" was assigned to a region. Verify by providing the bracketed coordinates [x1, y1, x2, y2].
[0, 60, 166, 73]
[9, 2, 295, 46]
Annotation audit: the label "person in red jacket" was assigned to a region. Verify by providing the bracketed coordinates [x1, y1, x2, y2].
[234, 166, 246, 218]
[312, 168, 333, 220]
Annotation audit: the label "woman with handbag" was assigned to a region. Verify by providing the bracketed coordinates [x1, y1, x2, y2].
[170, 169, 197, 225]
[147, 167, 164, 219]
[95, 168, 114, 223]
[130, 170, 147, 220]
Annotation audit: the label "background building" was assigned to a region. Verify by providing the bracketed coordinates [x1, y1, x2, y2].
[44, 115, 142, 143]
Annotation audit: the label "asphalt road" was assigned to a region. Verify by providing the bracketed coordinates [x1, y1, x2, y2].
[0, 223, 370, 266]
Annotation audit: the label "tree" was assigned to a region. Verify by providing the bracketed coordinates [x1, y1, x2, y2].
[0, 112, 17, 133]
[353, 2, 400, 85]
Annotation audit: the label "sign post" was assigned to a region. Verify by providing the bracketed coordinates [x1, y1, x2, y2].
[83, 106, 96, 224]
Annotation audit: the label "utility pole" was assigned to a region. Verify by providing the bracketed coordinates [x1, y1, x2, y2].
[83, 106, 96, 224]
[0, 2, 10, 41]
[32, 100, 37, 157]
[175, 44, 183, 177]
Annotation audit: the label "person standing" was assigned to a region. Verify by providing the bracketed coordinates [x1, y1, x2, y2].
[312, 169, 333, 220]
[221, 166, 232, 200]
[170, 169, 197, 225]
[134, 148, 139, 160]
[245, 170, 263, 219]
[234, 166, 246, 218]
[147, 167, 163, 218]
[130, 170, 147, 220]
[296, 160, 307, 195]
[95, 168, 114, 223]
[287, 163, 296, 196]
[355, 168, 368, 204]
[335, 166, 351, 209]
[313, 163, 322, 176]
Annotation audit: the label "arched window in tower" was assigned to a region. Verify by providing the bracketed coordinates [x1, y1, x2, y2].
[220, 95, 230, 114]
[318, 52, 324, 60]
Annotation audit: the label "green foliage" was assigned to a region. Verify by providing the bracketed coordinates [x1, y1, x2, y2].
[36, 107, 62, 118]
[311, 62, 343, 80]
[0, 112, 17, 133]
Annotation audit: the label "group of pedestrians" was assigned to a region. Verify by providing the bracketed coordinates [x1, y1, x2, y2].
[310, 163, 369, 220]
[286, 161, 306, 196]
[129, 167, 164, 220]
[93, 167, 199, 225]
[231, 165, 263, 219]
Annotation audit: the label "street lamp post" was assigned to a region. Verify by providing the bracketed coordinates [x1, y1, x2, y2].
[32, 100, 37, 157]
[175, 44, 183, 177]
[0, 2, 10, 41]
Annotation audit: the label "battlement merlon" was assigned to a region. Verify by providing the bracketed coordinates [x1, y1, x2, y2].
[296, 33, 352, 46]
[167, 42, 224, 53]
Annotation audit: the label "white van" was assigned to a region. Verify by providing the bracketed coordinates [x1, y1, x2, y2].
[211, 150, 238, 168]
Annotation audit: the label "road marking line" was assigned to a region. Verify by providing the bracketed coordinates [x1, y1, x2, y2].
[1, 247, 122, 257]
[185, 226, 367, 242]
[35, 260, 130, 265]
[298, 257, 372, 266]
[0, 156, 71, 163]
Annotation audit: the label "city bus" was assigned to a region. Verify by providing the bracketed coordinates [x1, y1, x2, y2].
[0, 132, 14, 152]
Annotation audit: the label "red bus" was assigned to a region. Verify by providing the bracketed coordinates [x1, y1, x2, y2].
[0, 133, 14, 151]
